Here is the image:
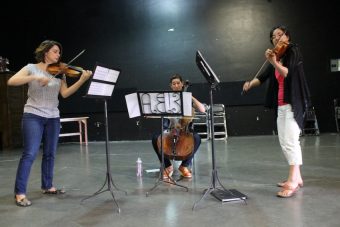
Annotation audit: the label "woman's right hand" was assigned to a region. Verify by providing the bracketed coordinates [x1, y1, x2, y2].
[36, 76, 51, 86]
[243, 81, 251, 92]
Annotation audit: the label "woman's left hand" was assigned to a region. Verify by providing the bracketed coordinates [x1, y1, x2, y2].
[80, 70, 92, 81]
[265, 49, 276, 65]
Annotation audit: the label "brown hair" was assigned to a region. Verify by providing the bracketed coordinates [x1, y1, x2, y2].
[34, 40, 62, 63]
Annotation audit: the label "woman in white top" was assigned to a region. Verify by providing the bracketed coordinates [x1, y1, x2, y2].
[7, 40, 92, 207]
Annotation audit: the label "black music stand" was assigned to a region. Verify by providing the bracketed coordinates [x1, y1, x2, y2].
[81, 63, 127, 213]
[125, 91, 193, 196]
[193, 51, 247, 210]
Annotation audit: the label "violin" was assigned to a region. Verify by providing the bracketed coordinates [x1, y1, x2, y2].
[241, 37, 289, 95]
[271, 40, 289, 61]
[156, 81, 195, 160]
[47, 62, 83, 78]
[47, 49, 86, 78]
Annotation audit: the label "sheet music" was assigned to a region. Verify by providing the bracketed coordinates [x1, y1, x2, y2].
[84, 64, 120, 98]
[93, 65, 119, 83]
[125, 91, 192, 118]
[140, 92, 182, 114]
[87, 82, 115, 96]
[144, 92, 181, 114]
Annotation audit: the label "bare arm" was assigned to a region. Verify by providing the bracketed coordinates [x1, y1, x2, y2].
[242, 78, 261, 92]
[7, 66, 50, 86]
[59, 70, 92, 98]
[192, 96, 206, 113]
[265, 49, 288, 77]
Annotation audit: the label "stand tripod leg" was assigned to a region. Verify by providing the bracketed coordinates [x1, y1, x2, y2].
[214, 170, 228, 191]
[146, 154, 166, 197]
[146, 178, 163, 197]
[107, 175, 122, 213]
[192, 169, 216, 210]
[81, 174, 108, 202]
[165, 177, 190, 190]
[146, 163, 189, 196]
[108, 172, 128, 195]
[193, 167, 247, 210]
[81, 100, 126, 213]
[81, 175, 107, 202]
[81, 172, 123, 213]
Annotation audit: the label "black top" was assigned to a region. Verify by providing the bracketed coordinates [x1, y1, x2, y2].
[257, 43, 311, 129]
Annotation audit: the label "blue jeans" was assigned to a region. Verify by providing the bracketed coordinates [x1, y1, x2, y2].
[14, 113, 60, 195]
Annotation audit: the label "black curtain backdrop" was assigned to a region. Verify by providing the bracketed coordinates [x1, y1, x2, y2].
[1, 0, 340, 137]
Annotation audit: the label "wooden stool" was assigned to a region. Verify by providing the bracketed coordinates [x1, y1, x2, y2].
[59, 117, 89, 145]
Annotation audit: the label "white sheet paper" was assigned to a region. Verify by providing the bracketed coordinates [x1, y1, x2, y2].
[93, 66, 119, 83]
[182, 92, 192, 116]
[87, 82, 115, 96]
[125, 93, 141, 118]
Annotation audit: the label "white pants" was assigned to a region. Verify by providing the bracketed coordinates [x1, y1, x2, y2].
[277, 104, 303, 165]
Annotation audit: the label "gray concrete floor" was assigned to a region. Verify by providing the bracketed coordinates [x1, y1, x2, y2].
[1, 134, 340, 227]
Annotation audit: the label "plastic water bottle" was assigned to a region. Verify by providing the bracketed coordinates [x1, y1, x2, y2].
[136, 157, 142, 177]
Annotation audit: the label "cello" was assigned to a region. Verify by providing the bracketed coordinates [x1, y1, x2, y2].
[156, 81, 195, 160]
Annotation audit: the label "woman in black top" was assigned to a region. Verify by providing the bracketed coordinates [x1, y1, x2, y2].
[243, 25, 311, 198]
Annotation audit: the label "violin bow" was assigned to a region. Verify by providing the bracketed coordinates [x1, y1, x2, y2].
[66, 49, 86, 65]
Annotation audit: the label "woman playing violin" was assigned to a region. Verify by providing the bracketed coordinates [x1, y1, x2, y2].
[152, 74, 206, 179]
[7, 40, 92, 207]
[242, 25, 311, 198]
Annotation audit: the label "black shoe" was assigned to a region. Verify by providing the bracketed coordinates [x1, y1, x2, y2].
[15, 197, 32, 207]
[42, 188, 66, 194]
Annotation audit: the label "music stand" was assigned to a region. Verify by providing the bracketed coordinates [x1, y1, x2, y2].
[125, 91, 193, 196]
[193, 51, 247, 210]
[81, 62, 127, 213]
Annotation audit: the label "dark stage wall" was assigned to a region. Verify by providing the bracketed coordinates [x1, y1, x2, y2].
[1, 0, 340, 141]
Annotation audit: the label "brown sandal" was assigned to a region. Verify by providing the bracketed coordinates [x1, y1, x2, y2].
[277, 185, 300, 198]
[277, 180, 303, 188]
